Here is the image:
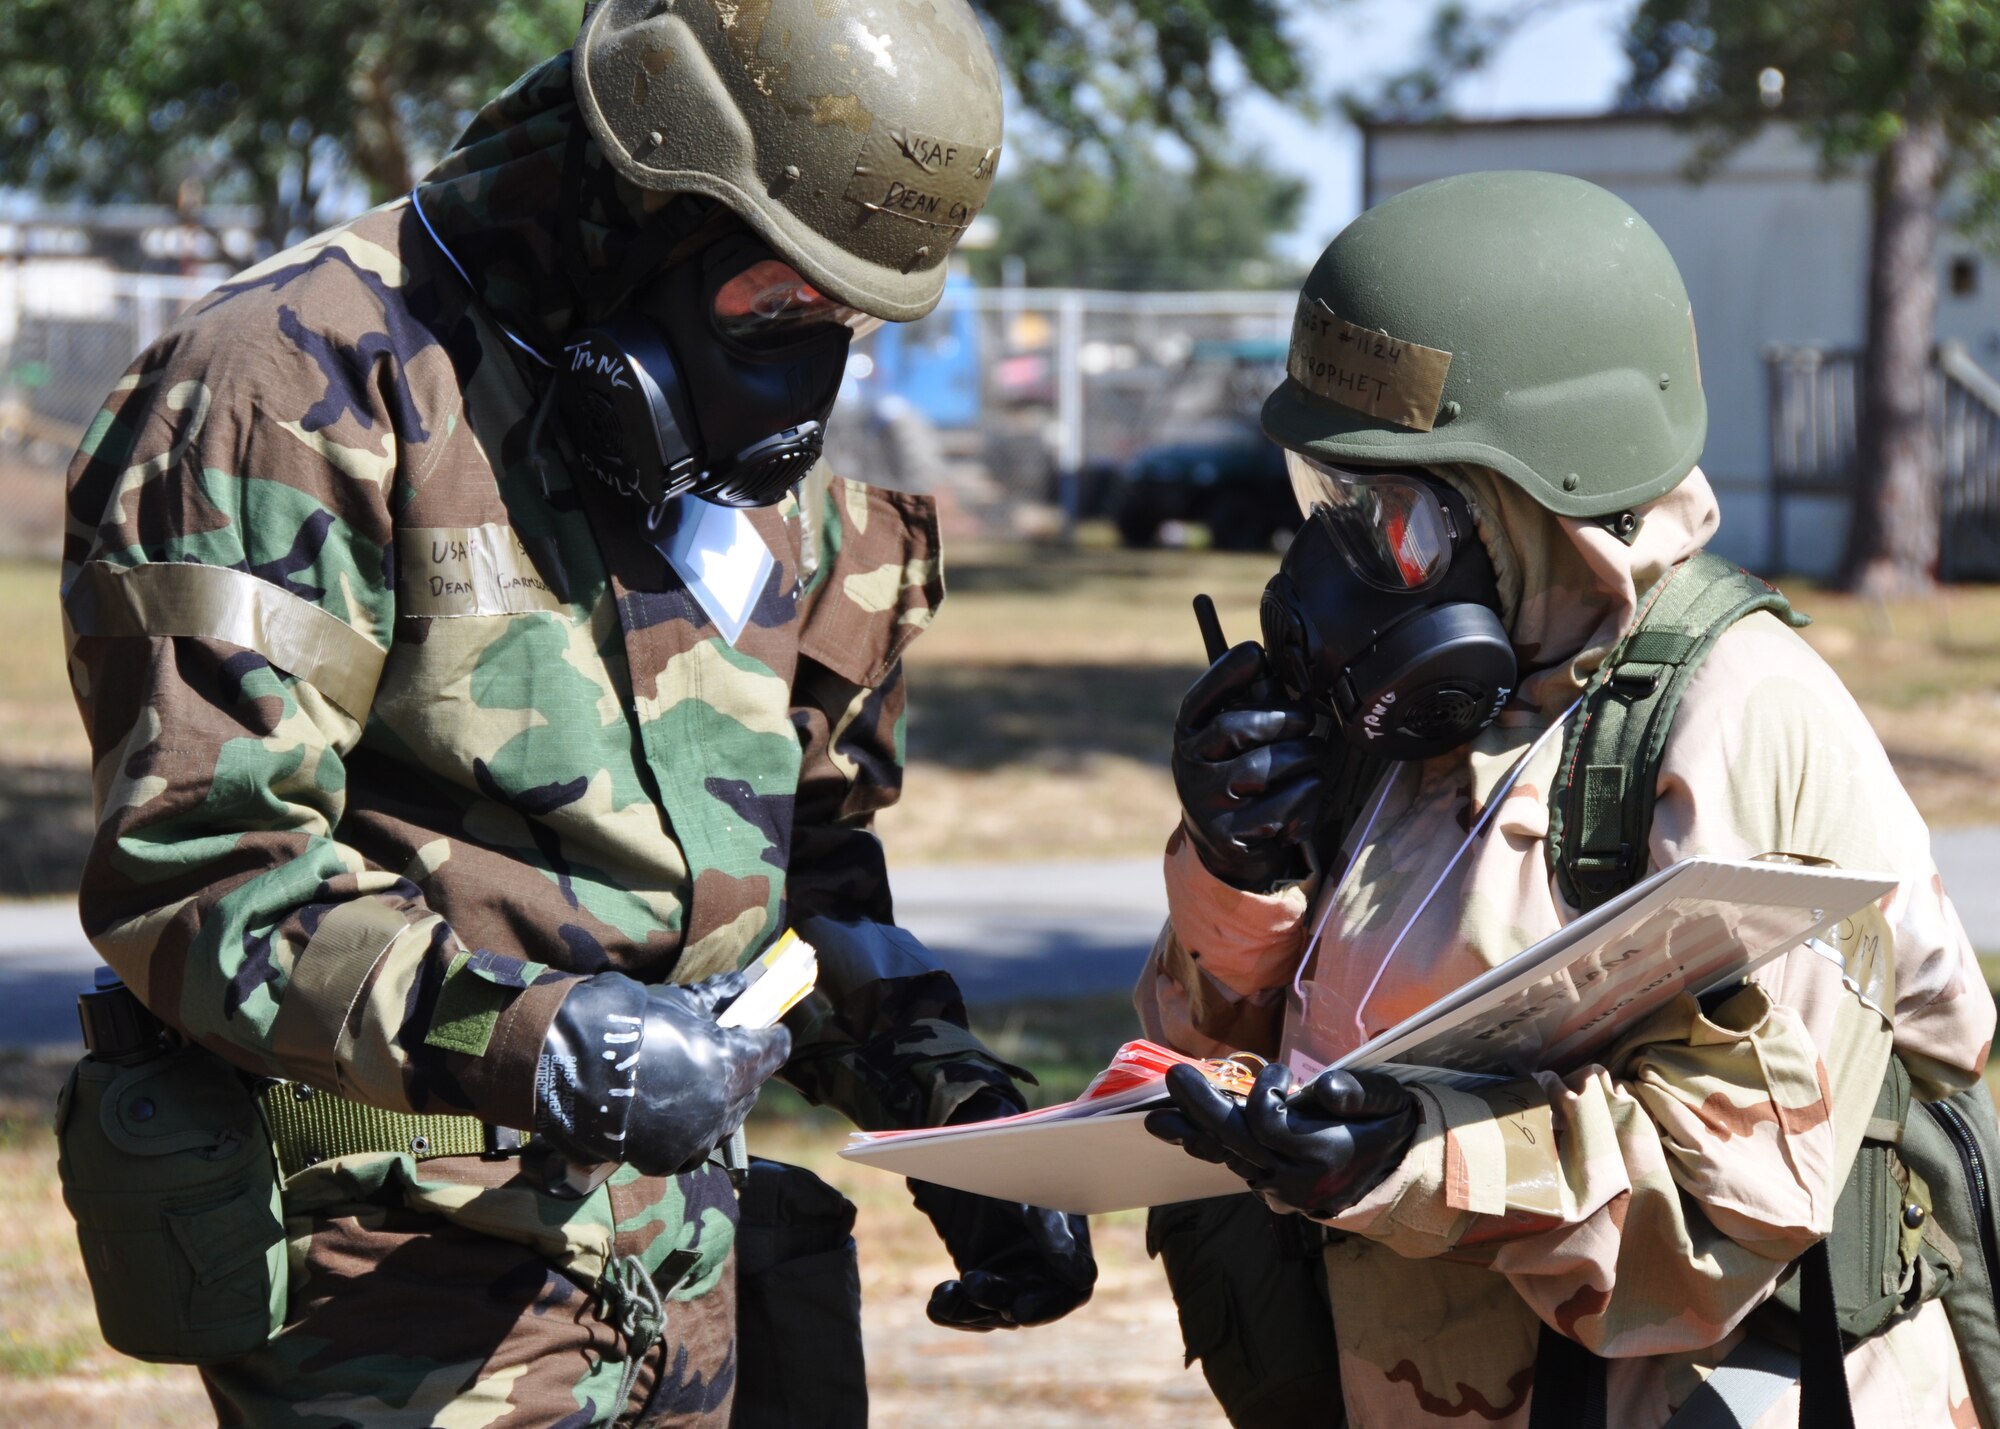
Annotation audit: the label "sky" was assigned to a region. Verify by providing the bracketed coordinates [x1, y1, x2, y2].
[1234, 0, 1634, 262]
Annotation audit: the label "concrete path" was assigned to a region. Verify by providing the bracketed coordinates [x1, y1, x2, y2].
[0, 857, 1169, 1050]
[5, 828, 1995, 1051]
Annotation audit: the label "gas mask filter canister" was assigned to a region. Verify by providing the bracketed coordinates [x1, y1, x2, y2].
[555, 230, 882, 513]
[1261, 456, 1517, 760]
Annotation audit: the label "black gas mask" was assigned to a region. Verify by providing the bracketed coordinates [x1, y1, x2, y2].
[555, 229, 879, 512]
[1261, 456, 1517, 760]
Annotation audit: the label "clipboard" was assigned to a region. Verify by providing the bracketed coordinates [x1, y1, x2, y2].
[840, 855, 1898, 1215]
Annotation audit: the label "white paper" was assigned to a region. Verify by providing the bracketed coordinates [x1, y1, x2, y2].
[1335, 856, 1897, 1080]
[840, 1109, 1247, 1216]
[652, 498, 776, 647]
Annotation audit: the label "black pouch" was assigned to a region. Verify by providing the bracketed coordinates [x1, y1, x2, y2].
[730, 1157, 867, 1429]
[55, 1045, 286, 1364]
[1148, 1193, 1347, 1428]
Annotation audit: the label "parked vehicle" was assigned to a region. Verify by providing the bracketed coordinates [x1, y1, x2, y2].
[1110, 416, 1300, 551]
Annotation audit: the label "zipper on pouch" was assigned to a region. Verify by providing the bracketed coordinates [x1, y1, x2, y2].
[1925, 1097, 2000, 1304]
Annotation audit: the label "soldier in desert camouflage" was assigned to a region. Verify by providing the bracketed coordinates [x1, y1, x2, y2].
[58, 0, 1092, 1423]
[1139, 171, 1994, 1426]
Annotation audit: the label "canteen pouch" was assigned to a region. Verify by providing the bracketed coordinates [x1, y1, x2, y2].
[1757, 1055, 1958, 1345]
[54, 1046, 285, 1363]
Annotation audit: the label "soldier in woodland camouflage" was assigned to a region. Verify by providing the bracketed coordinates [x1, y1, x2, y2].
[1139, 173, 1993, 1426]
[59, 2, 1091, 1423]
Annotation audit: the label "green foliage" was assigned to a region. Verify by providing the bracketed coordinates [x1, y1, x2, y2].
[1623, 1, 2000, 181]
[981, 0, 1311, 149]
[0, 0, 1323, 253]
[0, 0, 573, 248]
[965, 149, 1308, 289]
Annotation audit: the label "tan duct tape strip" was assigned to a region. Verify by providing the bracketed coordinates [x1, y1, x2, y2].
[1288, 296, 1454, 432]
[64, 560, 387, 720]
[267, 899, 413, 1092]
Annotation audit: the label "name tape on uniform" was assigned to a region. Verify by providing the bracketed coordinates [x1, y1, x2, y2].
[399, 525, 566, 618]
[1289, 297, 1454, 432]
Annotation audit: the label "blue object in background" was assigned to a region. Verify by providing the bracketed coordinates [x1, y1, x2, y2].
[858, 272, 983, 429]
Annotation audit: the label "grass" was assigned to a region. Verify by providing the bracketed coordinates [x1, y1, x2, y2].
[0, 559, 80, 769]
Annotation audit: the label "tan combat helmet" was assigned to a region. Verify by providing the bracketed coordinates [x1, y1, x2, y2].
[574, 0, 1003, 324]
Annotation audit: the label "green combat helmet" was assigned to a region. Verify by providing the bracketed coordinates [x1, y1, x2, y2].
[574, 0, 1003, 323]
[1263, 170, 1707, 519]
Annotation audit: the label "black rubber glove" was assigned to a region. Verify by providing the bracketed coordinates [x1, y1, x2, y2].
[1145, 1061, 1418, 1219]
[533, 969, 791, 1177]
[1172, 640, 1328, 890]
[908, 1091, 1097, 1331]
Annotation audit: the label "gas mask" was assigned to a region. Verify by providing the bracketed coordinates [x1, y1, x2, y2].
[1261, 455, 1517, 760]
[555, 229, 882, 513]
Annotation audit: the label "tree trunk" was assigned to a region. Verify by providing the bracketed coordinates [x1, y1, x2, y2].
[1840, 120, 1945, 596]
[349, 62, 413, 202]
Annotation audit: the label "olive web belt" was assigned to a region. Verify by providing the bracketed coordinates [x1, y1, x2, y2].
[257, 1081, 525, 1178]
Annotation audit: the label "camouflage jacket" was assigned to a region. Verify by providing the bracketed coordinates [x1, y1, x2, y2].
[1138, 465, 1995, 1427]
[60, 55, 1013, 1146]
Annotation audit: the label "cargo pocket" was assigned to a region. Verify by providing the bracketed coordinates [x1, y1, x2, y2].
[57, 1048, 286, 1364]
[796, 480, 942, 690]
[730, 1158, 867, 1429]
[1149, 1194, 1347, 1429]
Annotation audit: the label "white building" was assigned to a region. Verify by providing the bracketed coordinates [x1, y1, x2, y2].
[1361, 114, 2000, 576]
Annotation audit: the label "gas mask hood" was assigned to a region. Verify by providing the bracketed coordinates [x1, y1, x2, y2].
[1261, 463, 1517, 760]
[556, 228, 872, 512]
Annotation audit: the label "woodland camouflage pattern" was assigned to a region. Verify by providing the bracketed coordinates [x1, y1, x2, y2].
[62, 54, 1015, 1424]
[1138, 464, 1996, 1427]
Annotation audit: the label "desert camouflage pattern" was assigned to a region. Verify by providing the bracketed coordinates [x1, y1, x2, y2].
[62, 53, 1014, 1423]
[1138, 464, 1994, 1427]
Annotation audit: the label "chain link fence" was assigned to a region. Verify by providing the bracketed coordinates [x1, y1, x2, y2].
[2, 262, 1299, 547]
[0, 267, 212, 464]
[829, 286, 1295, 525]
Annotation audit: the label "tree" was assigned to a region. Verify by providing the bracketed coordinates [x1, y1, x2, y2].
[1371, 2, 2000, 594]
[0, 0, 1322, 256]
[0, 0, 573, 254]
[965, 150, 1308, 289]
[1623, 0, 2000, 595]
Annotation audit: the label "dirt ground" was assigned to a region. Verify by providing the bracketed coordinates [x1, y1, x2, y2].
[0, 1054, 1223, 1428]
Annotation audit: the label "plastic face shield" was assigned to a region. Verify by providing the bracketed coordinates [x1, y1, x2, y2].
[1285, 451, 1457, 593]
[712, 260, 886, 345]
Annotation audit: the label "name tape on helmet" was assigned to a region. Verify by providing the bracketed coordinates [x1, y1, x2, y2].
[1289, 297, 1454, 432]
[844, 124, 999, 233]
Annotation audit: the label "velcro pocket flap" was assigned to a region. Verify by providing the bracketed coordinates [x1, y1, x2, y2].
[101, 1050, 263, 1158]
[796, 480, 942, 689]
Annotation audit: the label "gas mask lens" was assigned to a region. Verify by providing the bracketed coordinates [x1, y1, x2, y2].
[712, 260, 886, 344]
[1284, 450, 1455, 592]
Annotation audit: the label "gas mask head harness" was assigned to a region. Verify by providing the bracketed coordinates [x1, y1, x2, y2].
[1261, 453, 1518, 760]
[555, 226, 883, 516]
